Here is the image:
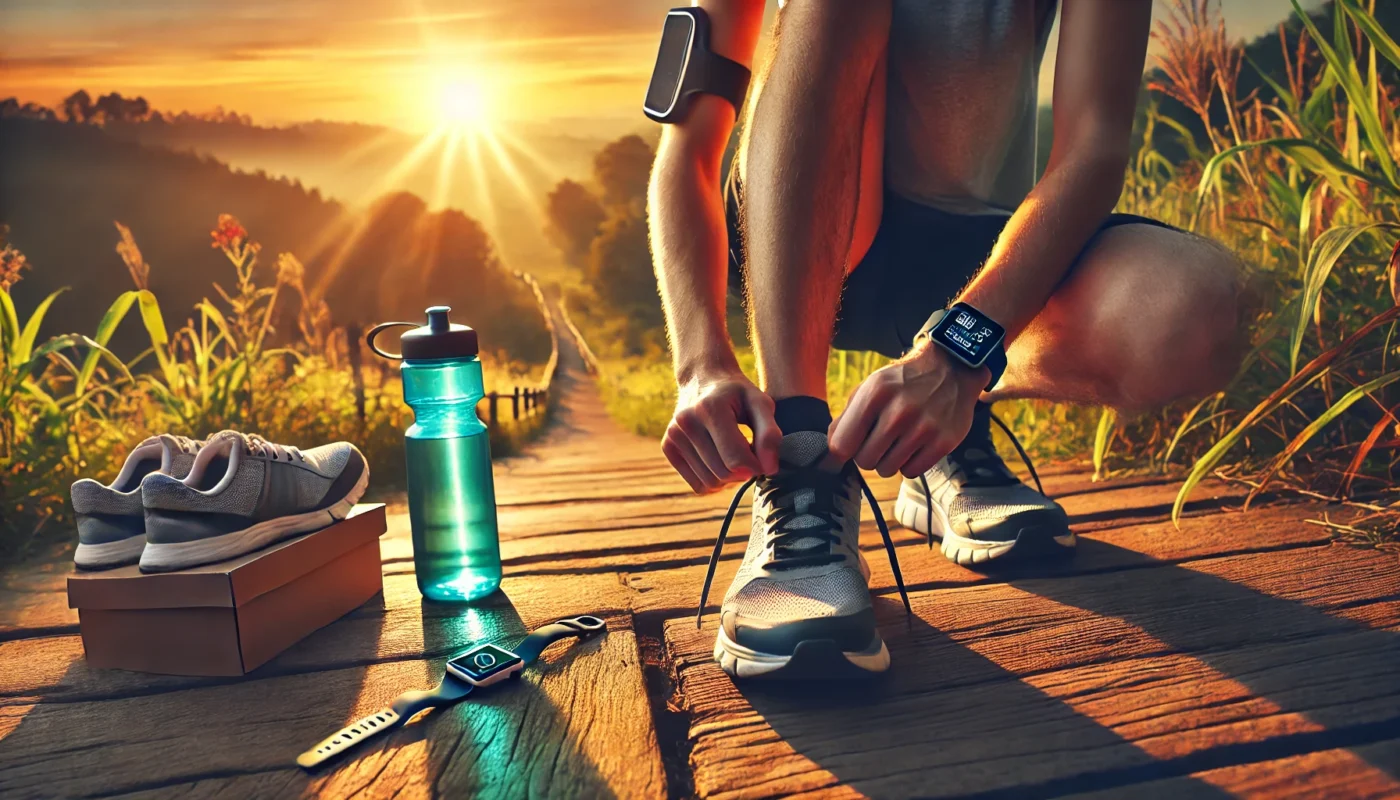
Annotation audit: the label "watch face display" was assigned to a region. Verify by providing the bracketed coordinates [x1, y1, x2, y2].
[932, 305, 1004, 367]
[644, 12, 695, 116]
[447, 644, 522, 683]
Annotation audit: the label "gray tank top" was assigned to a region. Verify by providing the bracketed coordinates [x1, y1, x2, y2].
[884, 0, 1058, 214]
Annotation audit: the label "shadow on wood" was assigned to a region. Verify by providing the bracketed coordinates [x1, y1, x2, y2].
[719, 541, 1400, 797]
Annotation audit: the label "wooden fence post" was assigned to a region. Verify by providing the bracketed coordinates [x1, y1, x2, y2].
[512, 387, 521, 420]
[488, 392, 498, 425]
[345, 322, 366, 425]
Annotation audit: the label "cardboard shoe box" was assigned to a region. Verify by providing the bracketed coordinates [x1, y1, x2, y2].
[67, 504, 388, 676]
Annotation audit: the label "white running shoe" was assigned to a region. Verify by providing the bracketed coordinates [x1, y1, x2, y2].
[699, 430, 910, 680]
[895, 403, 1074, 567]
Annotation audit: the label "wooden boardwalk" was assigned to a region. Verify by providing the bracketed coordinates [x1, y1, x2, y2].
[2, 318, 1400, 798]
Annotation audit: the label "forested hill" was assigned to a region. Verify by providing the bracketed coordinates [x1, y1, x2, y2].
[0, 118, 550, 363]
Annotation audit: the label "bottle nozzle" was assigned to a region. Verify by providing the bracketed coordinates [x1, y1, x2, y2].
[426, 305, 452, 333]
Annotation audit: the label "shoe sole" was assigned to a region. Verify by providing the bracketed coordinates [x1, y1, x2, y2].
[138, 466, 369, 573]
[713, 626, 889, 680]
[894, 480, 1076, 567]
[74, 534, 146, 570]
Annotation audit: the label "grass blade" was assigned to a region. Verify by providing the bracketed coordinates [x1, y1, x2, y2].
[15, 288, 67, 365]
[1092, 407, 1117, 482]
[75, 290, 139, 395]
[1162, 393, 1220, 467]
[1246, 369, 1400, 507]
[1173, 303, 1400, 526]
[1291, 0, 1397, 184]
[1339, 402, 1399, 499]
[1290, 223, 1399, 374]
[0, 289, 21, 364]
[1340, 0, 1400, 74]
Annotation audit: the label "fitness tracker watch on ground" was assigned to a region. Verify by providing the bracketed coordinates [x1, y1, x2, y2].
[643, 8, 751, 123]
[915, 302, 1007, 390]
[296, 615, 606, 770]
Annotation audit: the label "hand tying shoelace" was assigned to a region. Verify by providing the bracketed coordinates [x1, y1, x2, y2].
[697, 449, 911, 627]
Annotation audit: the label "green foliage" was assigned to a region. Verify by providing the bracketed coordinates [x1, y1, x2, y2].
[546, 135, 663, 356]
[0, 218, 551, 563]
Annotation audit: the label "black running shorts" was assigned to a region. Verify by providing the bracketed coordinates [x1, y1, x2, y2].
[724, 170, 1179, 359]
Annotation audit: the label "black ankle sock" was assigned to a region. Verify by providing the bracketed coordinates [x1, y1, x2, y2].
[773, 396, 832, 435]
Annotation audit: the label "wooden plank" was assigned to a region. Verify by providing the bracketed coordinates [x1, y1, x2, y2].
[0, 630, 663, 799]
[1065, 740, 1400, 799]
[626, 502, 1336, 625]
[0, 572, 631, 705]
[665, 544, 1400, 798]
[0, 573, 664, 798]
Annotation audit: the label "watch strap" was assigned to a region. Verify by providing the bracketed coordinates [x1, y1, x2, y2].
[694, 50, 751, 115]
[295, 679, 474, 769]
[515, 615, 607, 665]
[296, 616, 605, 771]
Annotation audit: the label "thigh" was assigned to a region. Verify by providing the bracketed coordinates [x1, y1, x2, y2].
[1002, 218, 1249, 407]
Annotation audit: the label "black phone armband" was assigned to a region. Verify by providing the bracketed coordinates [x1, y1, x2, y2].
[643, 8, 751, 124]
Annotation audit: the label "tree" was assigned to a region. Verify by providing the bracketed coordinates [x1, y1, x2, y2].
[61, 90, 92, 124]
[589, 206, 661, 330]
[593, 134, 654, 207]
[545, 179, 606, 267]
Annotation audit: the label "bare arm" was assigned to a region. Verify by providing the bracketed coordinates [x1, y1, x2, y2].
[957, 0, 1152, 337]
[649, 0, 778, 492]
[830, 0, 1152, 477]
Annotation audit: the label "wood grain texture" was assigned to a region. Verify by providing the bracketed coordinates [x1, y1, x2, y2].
[666, 541, 1400, 799]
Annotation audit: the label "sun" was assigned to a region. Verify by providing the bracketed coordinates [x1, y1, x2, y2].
[439, 79, 490, 128]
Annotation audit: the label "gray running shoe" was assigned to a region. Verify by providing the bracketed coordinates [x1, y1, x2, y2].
[138, 431, 368, 572]
[699, 431, 910, 680]
[894, 403, 1073, 567]
[71, 435, 202, 570]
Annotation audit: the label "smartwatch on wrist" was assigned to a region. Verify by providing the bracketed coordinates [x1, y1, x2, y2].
[296, 615, 606, 770]
[914, 302, 1007, 391]
[643, 8, 751, 123]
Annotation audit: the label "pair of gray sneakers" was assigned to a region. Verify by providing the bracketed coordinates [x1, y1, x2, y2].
[702, 404, 1071, 680]
[71, 430, 368, 572]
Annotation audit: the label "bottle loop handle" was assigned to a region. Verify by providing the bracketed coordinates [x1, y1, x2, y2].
[365, 322, 417, 360]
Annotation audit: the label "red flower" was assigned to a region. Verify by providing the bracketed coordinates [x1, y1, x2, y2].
[210, 214, 247, 250]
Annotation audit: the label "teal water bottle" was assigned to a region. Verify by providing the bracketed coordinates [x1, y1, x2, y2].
[368, 306, 501, 602]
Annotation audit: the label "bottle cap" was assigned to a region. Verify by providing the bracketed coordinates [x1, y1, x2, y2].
[398, 306, 479, 360]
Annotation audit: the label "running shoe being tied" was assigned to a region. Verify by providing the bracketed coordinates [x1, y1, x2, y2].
[70, 434, 202, 570]
[894, 402, 1074, 567]
[138, 431, 368, 573]
[698, 430, 910, 680]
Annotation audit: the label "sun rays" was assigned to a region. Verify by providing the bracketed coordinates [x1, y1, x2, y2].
[295, 0, 565, 294]
[304, 120, 557, 298]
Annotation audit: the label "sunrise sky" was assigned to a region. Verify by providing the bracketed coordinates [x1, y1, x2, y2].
[2, 0, 1323, 135]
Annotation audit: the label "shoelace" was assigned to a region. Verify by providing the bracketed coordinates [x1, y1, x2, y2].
[913, 410, 1046, 549]
[244, 433, 305, 462]
[170, 435, 202, 455]
[696, 452, 911, 628]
